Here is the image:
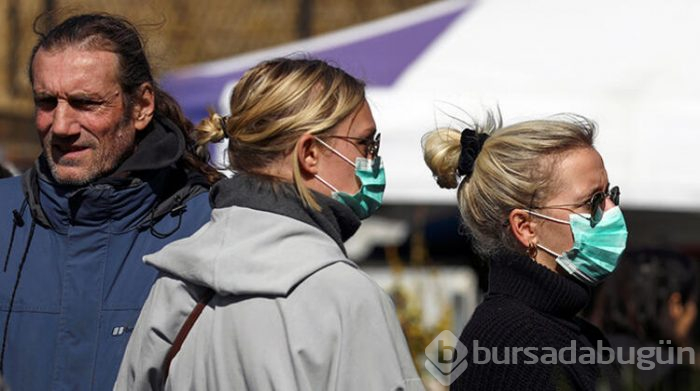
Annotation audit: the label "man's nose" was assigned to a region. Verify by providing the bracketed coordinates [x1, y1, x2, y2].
[50, 101, 80, 137]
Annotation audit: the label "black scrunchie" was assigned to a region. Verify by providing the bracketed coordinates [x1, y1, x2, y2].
[457, 128, 489, 178]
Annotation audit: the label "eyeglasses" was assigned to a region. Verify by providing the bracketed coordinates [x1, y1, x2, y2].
[532, 185, 620, 227]
[325, 133, 381, 158]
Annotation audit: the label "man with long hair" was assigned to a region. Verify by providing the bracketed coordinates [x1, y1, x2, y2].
[0, 13, 219, 390]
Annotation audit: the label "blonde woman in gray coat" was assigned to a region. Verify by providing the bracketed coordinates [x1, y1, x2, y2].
[115, 58, 423, 391]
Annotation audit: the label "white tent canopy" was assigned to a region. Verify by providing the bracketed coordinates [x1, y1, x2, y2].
[164, 0, 700, 211]
[371, 0, 700, 211]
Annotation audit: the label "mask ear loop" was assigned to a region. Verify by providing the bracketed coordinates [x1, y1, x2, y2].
[526, 209, 570, 225]
[526, 210, 570, 258]
[312, 136, 357, 193]
[537, 243, 562, 258]
[314, 174, 339, 193]
[313, 137, 356, 167]
[524, 190, 570, 260]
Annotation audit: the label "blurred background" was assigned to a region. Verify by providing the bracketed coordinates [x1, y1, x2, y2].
[0, 0, 434, 168]
[3, 0, 700, 389]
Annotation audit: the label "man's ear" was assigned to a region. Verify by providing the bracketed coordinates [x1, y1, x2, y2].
[132, 82, 155, 132]
[296, 133, 321, 177]
[509, 208, 537, 248]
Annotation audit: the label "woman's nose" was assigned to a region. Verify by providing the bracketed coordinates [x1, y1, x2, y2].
[603, 196, 616, 211]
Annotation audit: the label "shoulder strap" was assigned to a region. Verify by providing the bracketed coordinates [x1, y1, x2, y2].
[162, 288, 216, 385]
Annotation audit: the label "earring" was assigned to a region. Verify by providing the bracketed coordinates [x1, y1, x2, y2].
[527, 242, 538, 260]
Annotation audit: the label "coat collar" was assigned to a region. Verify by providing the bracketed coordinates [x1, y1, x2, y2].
[210, 173, 361, 253]
[22, 117, 201, 232]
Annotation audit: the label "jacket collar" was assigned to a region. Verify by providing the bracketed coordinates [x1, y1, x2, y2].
[146, 174, 361, 296]
[22, 116, 201, 232]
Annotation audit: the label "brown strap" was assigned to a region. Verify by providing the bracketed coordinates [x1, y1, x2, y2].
[162, 289, 215, 385]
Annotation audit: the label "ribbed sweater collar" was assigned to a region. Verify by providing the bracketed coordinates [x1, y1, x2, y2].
[487, 254, 591, 318]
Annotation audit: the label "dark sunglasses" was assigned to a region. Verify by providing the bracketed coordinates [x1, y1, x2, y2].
[325, 133, 381, 158]
[534, 185, 620, 227]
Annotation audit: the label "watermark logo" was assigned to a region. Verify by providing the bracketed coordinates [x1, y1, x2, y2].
[424, 330, 468, 386]
[424, 332, 696, 385]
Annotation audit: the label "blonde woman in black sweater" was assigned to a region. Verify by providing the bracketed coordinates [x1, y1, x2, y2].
[422, 112, 627, 390]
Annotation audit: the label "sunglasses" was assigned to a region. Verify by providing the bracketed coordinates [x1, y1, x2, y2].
[325, 133, 381, 158]
[533, 185, 620, 227]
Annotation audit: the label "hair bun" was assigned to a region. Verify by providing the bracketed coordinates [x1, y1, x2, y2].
[457, 128, 489, 178]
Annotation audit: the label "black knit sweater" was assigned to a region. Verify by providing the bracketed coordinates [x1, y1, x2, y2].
[450, 254, 619, 390]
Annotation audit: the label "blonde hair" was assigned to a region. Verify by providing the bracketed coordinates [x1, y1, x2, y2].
[193, 58, 366, 210]
[422, 111, 596, 257]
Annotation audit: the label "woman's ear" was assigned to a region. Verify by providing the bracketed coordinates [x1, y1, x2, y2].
[668, 292, 684, 321]
[296, 133, 321, 177]
[132, 82, 155, 131]
[509, 209, 537, 248]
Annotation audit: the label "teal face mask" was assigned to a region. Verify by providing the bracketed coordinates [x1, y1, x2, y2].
[529, 206, 628, 285]
[314, 138, 386, 220]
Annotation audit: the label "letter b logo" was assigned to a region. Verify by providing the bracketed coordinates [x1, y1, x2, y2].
[438, 340, 457, 364]
[425, 330, 468, 386]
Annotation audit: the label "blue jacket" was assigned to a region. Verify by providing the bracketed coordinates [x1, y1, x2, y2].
[0, 118, 213, 390]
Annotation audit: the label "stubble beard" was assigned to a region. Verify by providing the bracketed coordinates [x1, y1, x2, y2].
[44, 116, 136, 186]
